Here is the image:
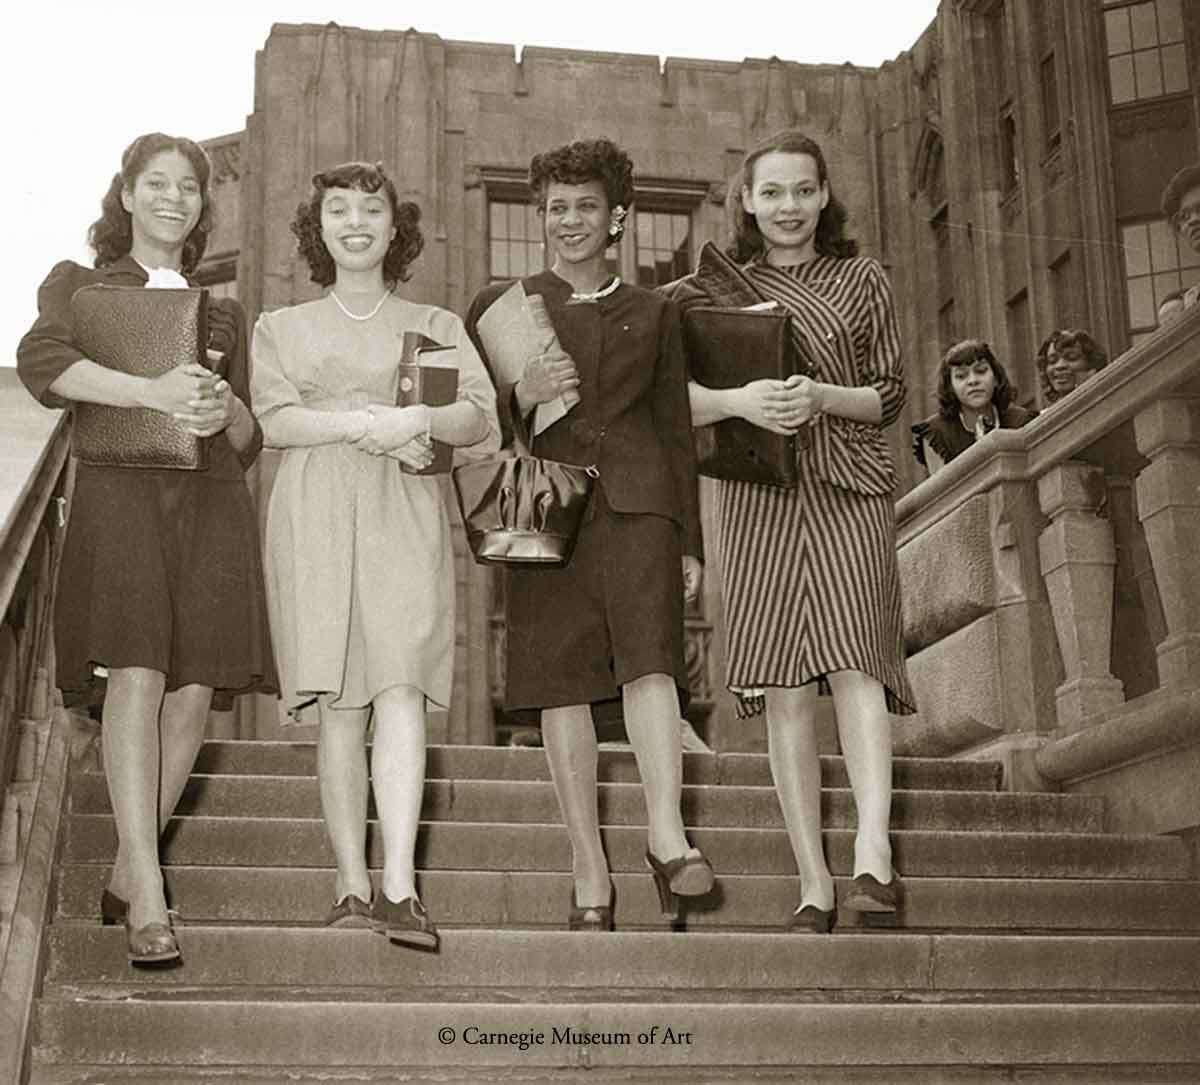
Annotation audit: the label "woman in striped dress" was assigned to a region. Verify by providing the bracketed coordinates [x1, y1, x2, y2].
[685, 131, 916, 931]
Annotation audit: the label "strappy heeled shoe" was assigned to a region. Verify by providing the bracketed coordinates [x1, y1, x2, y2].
[568, 883, 615, 932]
[645, 849, 715, 917]
[100, 888, 128, 926]
[125, 916, 181, 967]
[842, 871, 902, 914]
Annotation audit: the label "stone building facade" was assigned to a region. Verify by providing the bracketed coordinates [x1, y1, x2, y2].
[200, 1, 1200, 746]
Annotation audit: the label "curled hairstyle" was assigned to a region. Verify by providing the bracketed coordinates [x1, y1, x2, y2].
[1035, 328, 1108, 403]
[726, 130, 858, 263]
[88, 133, 213, 274]
[528, 139, 636, 245]
[291, 162, 424, 287]
[936, 339, 1015, 420]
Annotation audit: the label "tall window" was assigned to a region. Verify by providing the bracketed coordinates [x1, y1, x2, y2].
[634, 208, 691, 287]
[1050, 250, 1086, 331]
[1120, 217, 1200, 334]
[1103, 0, 1189, 104]
[932, 204, 955, 346]
[1040, 52, 1061, 150]
[487, 199, 543, 282]
[1006, 289, 1035, 404]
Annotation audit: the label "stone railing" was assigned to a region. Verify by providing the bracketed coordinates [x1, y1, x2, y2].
[0, 368, 75, 1080]
[895, 307, 1200, 833]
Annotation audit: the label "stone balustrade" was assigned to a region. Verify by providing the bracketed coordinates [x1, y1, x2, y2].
[896, 307, 1200, 831]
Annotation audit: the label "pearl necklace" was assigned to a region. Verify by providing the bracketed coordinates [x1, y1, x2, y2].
[330, 289, 390, 322]
[569, 276, 621, 303]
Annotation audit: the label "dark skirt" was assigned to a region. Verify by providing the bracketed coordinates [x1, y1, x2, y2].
[504, 492, 688, 722]
[54, 463, 277, 706]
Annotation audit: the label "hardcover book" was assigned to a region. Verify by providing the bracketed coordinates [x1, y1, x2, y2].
[398, 331, 458, 475]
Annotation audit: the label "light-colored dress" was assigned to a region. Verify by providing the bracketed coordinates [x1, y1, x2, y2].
[251, 294, 500, 717]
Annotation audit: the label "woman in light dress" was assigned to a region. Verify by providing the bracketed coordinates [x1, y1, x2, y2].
[251, 162, 499, 950]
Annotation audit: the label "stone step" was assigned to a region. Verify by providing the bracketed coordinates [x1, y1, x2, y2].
[25, 1064, 1200, 1084]
[64, 816, 1192, 880]
[187, 741, 1005, 792]
[67, 774, 1107, 833]
[41, 927, 1200, 995]
[54, 867, 1200, 932]
[32, 1000, 1200, 1070]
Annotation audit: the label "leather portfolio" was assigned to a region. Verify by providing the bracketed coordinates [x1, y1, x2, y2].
[682, 305, 801, 487]
[69, 284, 210, 470]
[397, 331, 458, 475]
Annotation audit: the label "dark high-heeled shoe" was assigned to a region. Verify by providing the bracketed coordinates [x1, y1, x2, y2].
[100, 888, 128, 926]
[842, 871, 902, 914]
[645, 849, 715, 916]
[568, 884, 614, 932]
[125, 917, 181, 967]
[785, 903, 838, 934]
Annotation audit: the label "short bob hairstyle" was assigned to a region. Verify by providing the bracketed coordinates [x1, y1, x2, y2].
[527, 138, 635, 245]
[936, 339, 1015, 420]
[291, 162, 423, 288]
[88, 132, 214, 275]
[726, 129, 858, 264]
[1035, 328, 1108, 403]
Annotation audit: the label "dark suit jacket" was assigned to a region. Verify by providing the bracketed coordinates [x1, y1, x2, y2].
[466, 270, 703, 559]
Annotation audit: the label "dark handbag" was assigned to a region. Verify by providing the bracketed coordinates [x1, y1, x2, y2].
[69, 284, 210, 470]
[452, 404, 597, 567]
[682, 305, 801, 487]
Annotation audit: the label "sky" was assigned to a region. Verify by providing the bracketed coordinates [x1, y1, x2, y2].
[1, 0, 940, 364]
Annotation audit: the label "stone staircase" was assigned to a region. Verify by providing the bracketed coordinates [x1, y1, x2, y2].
[25, 740, 1200, 1082]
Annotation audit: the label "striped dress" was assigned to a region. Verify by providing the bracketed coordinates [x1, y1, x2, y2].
[717, 254, 916, 716]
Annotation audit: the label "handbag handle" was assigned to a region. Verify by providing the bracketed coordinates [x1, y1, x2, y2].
[509, 387, 536, 459]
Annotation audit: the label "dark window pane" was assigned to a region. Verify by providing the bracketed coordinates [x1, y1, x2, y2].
[1109, 55, 1136, 102]
[1127, 275, 1155, 328]
[1105, 8, 1131, 54]
[1158, 0, 1184, 43]
[1122, 223, 1151, 277]
[1129, 2, 1159, 49]
[1149, 219, 1177, 272]
[1134, 48, 1164, 97]
[1162, 43, 1189, 93]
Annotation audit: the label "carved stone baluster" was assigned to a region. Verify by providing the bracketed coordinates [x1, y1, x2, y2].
[1134, 398, 1200, 689]
[1037, 462, 1124, 731]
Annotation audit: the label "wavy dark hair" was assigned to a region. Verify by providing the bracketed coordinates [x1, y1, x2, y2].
[726, 130, 858, 263]
[528, 138, 635, 245]
[936, 339, 1015, 420]
[88, 133, 213, 274]
[1035, 328, 1108, 403]
[291, 162, 424, 287]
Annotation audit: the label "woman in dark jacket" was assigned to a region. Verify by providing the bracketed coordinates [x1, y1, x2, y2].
[466, 138, 713, 930]
[17, 132, 274, 965]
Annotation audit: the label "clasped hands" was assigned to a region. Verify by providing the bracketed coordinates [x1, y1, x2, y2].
[147, 353, 238, 437]
[739, 375, 825, 436]
[352, 404, 434, 471]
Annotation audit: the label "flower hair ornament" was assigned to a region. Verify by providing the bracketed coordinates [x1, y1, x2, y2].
[608, 204, 628, 238]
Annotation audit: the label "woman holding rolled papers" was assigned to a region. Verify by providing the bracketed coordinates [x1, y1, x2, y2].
[465, 138, 712, 931]
[251, 162, 498, 950]
[16, 132, 275, 965]
[674, 130, 916, 932]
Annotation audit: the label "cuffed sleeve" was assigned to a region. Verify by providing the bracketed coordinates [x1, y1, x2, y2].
[861, 260, 907, 428]
[654, 299, 704, 560]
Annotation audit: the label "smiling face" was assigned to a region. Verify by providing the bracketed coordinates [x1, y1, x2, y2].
[949, 358, 997, 412]
[742, 151, 829, 265]
[1173, 181, 1200, 254]
[1044, 343, 1078, 395]
[319, 186, 396, 276]
[542, 180, 612, 269]
[121, 149, 203, 266]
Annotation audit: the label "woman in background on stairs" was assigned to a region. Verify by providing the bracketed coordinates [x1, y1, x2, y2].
[251, 162, 499, 952]
[669, 130, 916, 932]
[16, 132, 277, 966]
[465, 138, 714, 932]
